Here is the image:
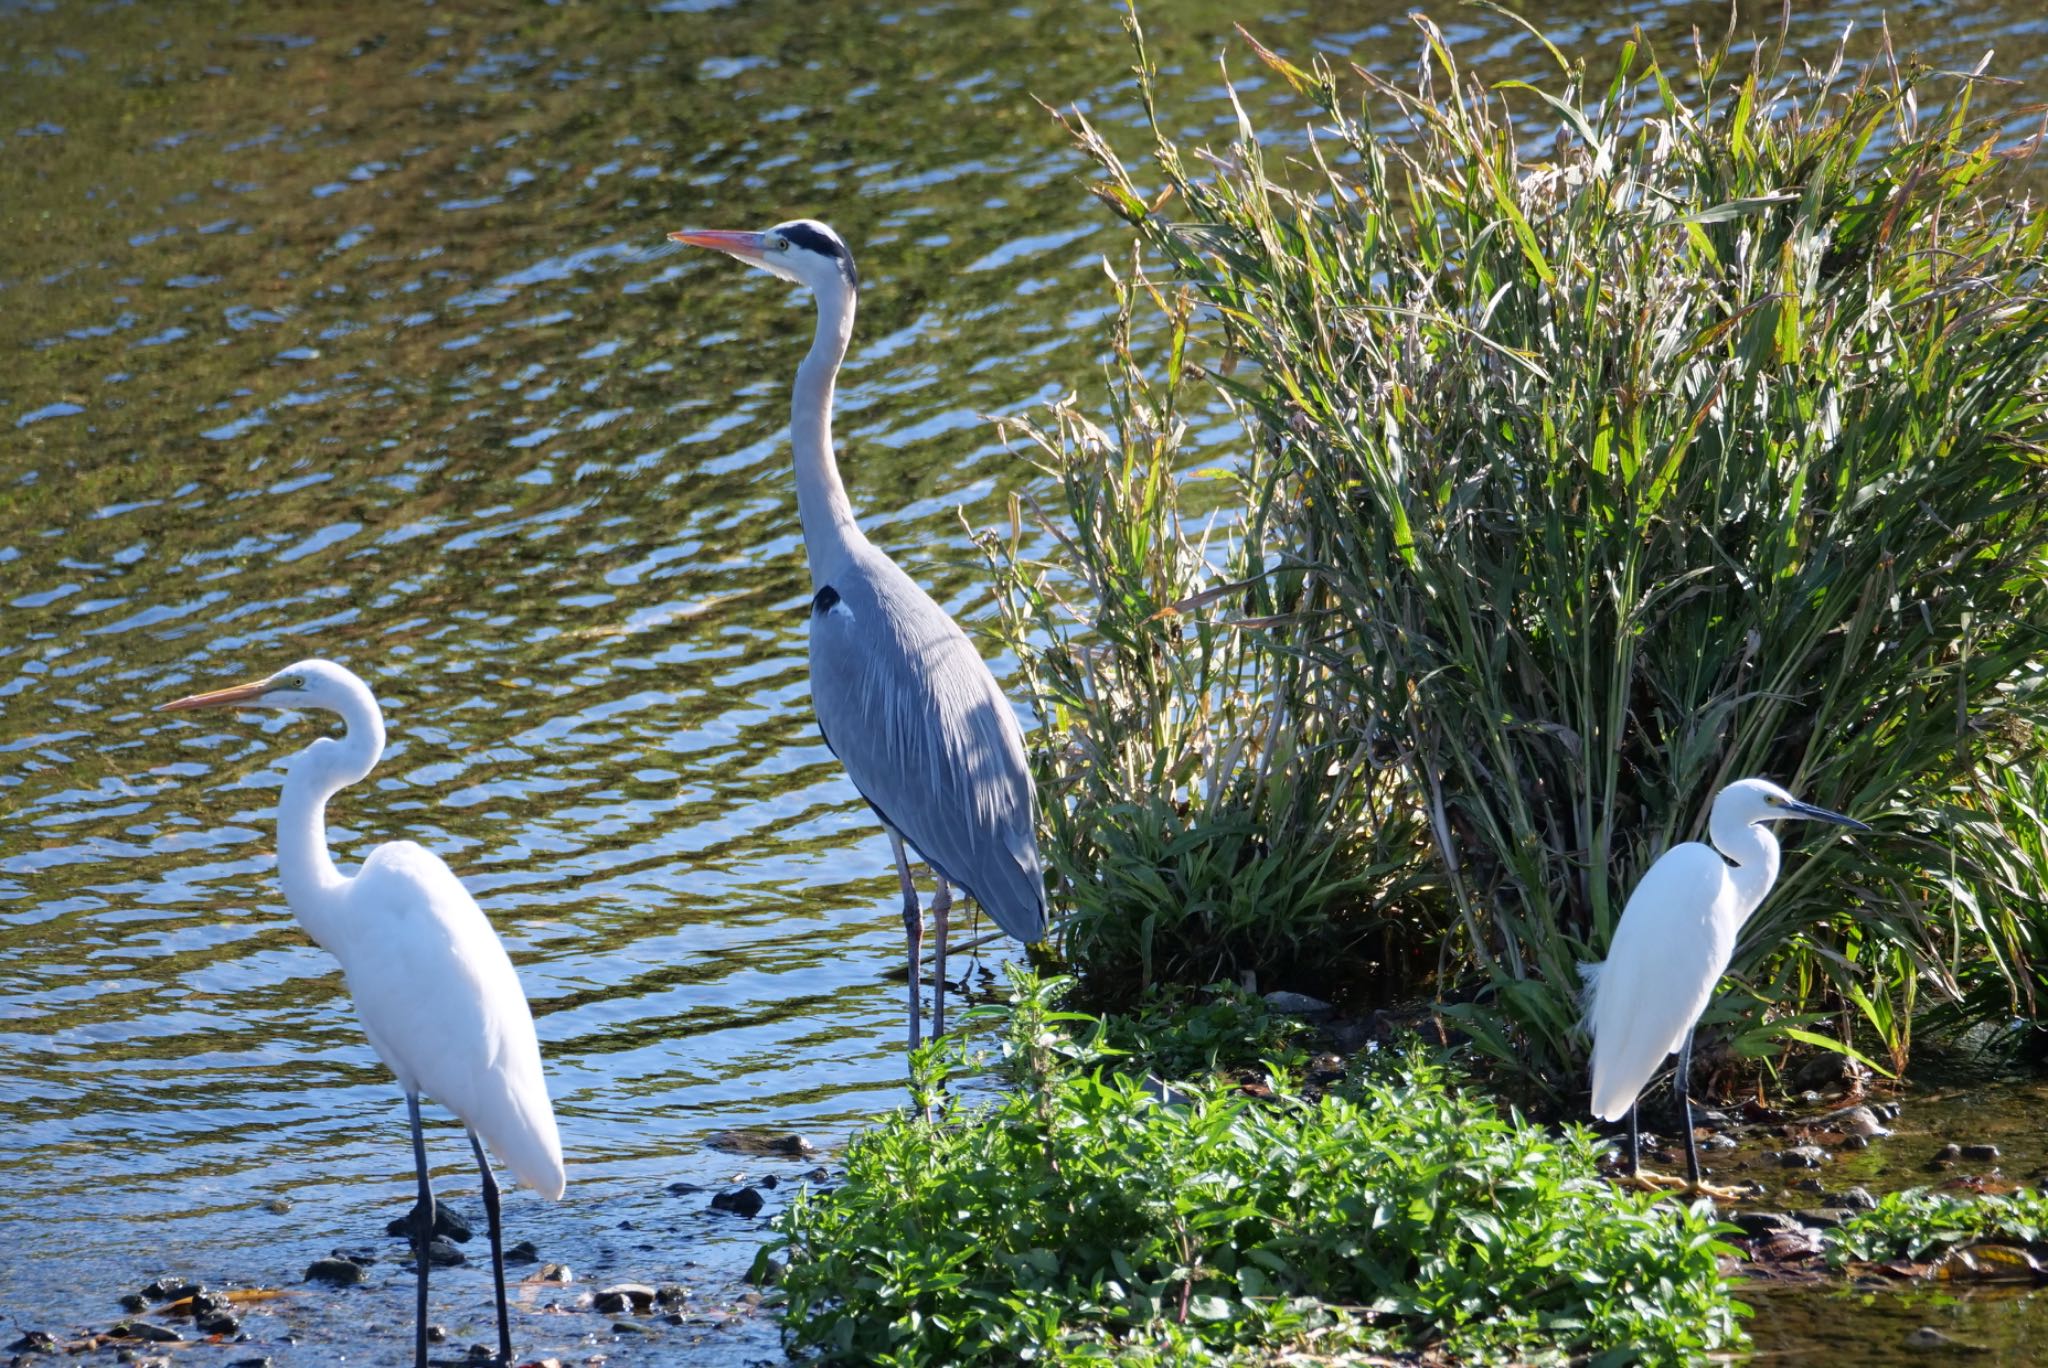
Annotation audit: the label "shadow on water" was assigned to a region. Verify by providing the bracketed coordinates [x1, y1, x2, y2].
[0, 0, 2042, 1362]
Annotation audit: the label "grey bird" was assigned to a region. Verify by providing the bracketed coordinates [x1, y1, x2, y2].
[668, 219, 1048, 1050]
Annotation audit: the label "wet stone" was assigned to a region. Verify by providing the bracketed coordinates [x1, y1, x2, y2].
[709, 1186, 765, 1218]
[1801, 1207, 1857, 1229]
[704, 1130, 815, 1158]
[537, 1263, 573, 1282]
[759, 1174, 779, 1190]
[504, 1239, 540, 1265]
[262, 1198, 292, 1215]
[665, 1181, 704, 1196]
[119, 1293, 148, 1312]
[1936, 1142, 1964, 1162]
[109, 1322, 183, 1344]
[1825, 1104, 1890, 1137]
[1774, 1145, 1830, 1169]
[402, 1238, 466, 1268]
[226, 1358, 275, 1368]
[140, 1279, 202, 1304]
[1792, 1177, 1829, 1195]
[802, 1166, 829, 1183]
[388, 1204, 473, 1243]
[594, 1284, 657, 1314]
[1730, 1210, 1807, 1238]
[1961, 1142, 2001, 1161]
[1701, 1133, 1737, 1151]
[6, 1333, 55, 1353]
[655, 1284, 689, 1308]
[746, 1255, 786, 1287]
[1841, 1133, 1870, 1151]
[196, 1312, 240, 1336]
[1842, 1186, 1879, 1211]
[1261, 989, 1334, 1021]
[304, 1257, 369, 1287]
[612, 1320, 652, 1335]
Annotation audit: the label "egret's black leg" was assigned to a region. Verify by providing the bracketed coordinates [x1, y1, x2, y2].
[890, 833, 922, 1052]
[469, 1130, 511, 1367]
[1676, 1030, 1702, 1189]
[1625, 1101, 1641, 1178]
[406, 1091, 433, 1368]
[931, 880, 952, 1039]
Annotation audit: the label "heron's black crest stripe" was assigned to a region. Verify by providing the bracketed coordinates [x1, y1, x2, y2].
[782, 222, 859, 291]
[812, 584, 841, 616]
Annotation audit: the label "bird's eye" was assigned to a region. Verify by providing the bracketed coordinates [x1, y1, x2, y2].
[770, 238, 789, 252]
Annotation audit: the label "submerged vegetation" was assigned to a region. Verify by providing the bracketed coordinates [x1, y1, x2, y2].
[991, 11, 2048, 1096]
[769, 973, 1744, 1365]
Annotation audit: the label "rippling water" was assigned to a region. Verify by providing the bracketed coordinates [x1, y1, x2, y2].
[1, 1, 2042, 1362]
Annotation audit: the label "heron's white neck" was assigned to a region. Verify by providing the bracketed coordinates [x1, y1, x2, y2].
[790, 282, 865, 587]
[1708, 807, 1782, 925]
[276, 688, 385, 953]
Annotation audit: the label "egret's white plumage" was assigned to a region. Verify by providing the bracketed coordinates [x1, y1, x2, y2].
[160, 658, 562, 1365]
[1581, 776, 1868, 1190]
[670, 218, 1047, 1050]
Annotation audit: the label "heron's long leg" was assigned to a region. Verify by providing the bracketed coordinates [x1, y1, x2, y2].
[931, 880, 952, 1039]
[1676, 1030, 1702, 1189]
[1625, 1101, 1641, 1178]
[891, 832, 922, 1051]
[469, 1130, 512, 1368]
[406, 1092, 433, 1368]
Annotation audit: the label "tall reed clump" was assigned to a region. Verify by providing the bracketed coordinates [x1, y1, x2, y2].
[1031, 13, 2048, 1093]
[984, 265, 1437, 1001]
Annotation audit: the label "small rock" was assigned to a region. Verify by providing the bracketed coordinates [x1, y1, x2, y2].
[225, 1358, 274, 1368]
[664, 1181, 704, 1196]
[1905, 1326, 1989, 1353]
[1754, 1228, 1822, 1259]
[536, 1263, 573, 1282]
[1701, 1133, 1737, 1151]
[709, 1186, 765, 1219]
[594, 1284, 657, 1314]
[1842, 1134, 1870, 1151]
[1800, 1208, 1856, 1229]
[7, 1332, 56, 1353]
[655, 1283, 689, 1308]
[1874, 1101, 1903, 1122]
[504, 1240, 539, 1266]
[262, 1198, 292, 1215]
[746, 1255, 786, 1287]
[1936, 1142, 1964, 1162]
[196, 1312, 240, 1336]
[1823, 1105, 1890, 1137]
[401, 1238, 465, 1269]
[1842, 1187, 1879, 1211]
[461, 1346, 491, 1363]
[802, 1167, 829, 1183]
[426, 1326, 447, 1345]
[1792, 1177, 1828, 1195]
[1774, 1145, 1830, 1169]
[109, 1322, 184, 1344]
[759, 1174, 779, 1190]
[140, 1279, 203, 1304]
[119, 1293, 149, 1312]
[387, 1204, 473, 1244]
[1261, 989, 1333, 1021]
[1961, 1143, 2000, 1162]
[612, 1321, 652, 1335]
[305, 1257, 369, 1287]
[1730, 1210, 1806, 1238]
[704, 1131, 814, 1158]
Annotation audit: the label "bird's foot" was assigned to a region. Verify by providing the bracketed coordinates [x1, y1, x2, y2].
[1612, 1171, 1748, 1201]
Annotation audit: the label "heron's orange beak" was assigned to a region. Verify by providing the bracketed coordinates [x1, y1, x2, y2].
[668, 228, 770, 268]
[158, 677, 274, 712]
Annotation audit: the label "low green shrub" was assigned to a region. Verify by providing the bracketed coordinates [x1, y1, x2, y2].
[1824, 1186, 2048, 1265]
[766, 972, 1744, 1365]
[1095, 981, 1311, 1081]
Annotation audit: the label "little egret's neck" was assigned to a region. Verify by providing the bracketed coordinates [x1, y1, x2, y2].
[1709, 806, 1783, 925]
[276, 684, 386, 952]
[790, 282, 864, 587]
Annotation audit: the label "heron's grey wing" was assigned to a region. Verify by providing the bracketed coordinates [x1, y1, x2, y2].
[807, 560, 1047, 944]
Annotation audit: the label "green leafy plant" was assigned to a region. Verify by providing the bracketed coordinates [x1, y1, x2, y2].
[1028, 10, 2048, 1093]
[1825, 1186, 2048, 1266]
[766, 970, 1745, 1365]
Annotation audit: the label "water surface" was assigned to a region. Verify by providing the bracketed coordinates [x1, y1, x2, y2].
[2, 0, 2043, 1362]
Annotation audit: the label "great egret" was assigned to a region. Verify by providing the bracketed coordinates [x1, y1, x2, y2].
[668, 219, 1047, 1050]
[1582, 777, 1869, 1195]
[159, 660, 565, 1368]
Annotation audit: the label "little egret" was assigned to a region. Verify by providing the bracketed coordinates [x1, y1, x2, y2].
[159, 660, 565, 1368]
[1582, 777, 1868, 1195]
[668, 219, 1047, 1051]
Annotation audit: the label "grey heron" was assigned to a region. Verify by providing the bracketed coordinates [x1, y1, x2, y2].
[159, 660, 565, 1368]
[668, 219, 1048, 1051]
[1581, 777, 1868, 1195]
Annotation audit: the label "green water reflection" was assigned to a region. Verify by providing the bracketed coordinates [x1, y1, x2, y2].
[1, 0, 2042, 1362]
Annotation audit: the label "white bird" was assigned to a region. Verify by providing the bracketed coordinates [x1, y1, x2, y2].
[668, 219, 1047, 1052]
[159, 660, 564, 1368]
[1582, 777, 1868, 1194]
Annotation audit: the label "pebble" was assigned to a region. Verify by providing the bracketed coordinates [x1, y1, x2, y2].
[594, 1284, 658, 1314]
[704, 1131, 814, 1158]
[1842, 1187, 1879, 1211]
[709, 1186, 765, 1219]
[537, 1263, 573, 1282]
[1841, 1134, 1870, 1151]
[1729, 1210, 1807, 1238]
[665, 1181, 705, 1196]
[6, 1332, 56, 1353]
[1701, 1133, 1737, 1151]
[1961, 1143, 2001, 1162]
[109, 1322, 184, 1344]
[1935, 1142, 1963, 1162]
[140, 1280, 202, 1304]
[655, 1284, 689, 1308]
[1774, 1145, 1831, 1169]
[1824, 1105, 1890, 1137]
[612, 1321, 652, 1335]
[304, 1257, 369, 1287]
[196, 1311, 241, 1337]
[1792, 1177, 1829, 1195]
[505, 1240, 540, 1265]
[401, 1238, 466, 1269]
[119, 1293, 149, 1312]
[262, 1198, 292, 1215]
[387, 1205, 473, 1244]
[802, 1166, 829, 1183]
[759, 1174, 779, 1190]
[1800, 1208, 1856, 1229]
